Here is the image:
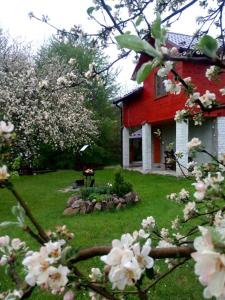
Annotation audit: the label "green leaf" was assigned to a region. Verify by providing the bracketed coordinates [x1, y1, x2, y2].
[151, 14, 161, 40]
[151, 14, 167, 46]
[115, 34, 162, 58]
[12, 204, 25, 222]
[198, 35, 218, 58]
[136, 59, 159, 83]
[87, 6, 95, 15]
[135, 15, 143, 27]
[0, 221, 18, 228]
[106, 5, 112, 11]
[61, 246, 80, 263]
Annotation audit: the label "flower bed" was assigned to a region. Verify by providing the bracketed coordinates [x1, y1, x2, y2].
[63, 191, 140, 215]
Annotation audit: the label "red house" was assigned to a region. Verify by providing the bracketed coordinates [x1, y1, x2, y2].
[114, 33, 225, 175]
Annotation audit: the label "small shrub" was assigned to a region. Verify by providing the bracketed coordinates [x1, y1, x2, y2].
[80, 187, 96, 200]
[80, 185, 113, 200]
[87, 193, 110, 202]
[112, 169, 133, 197]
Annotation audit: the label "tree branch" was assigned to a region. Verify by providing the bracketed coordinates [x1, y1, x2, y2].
[69, 245, 194, 265]
[7, 184, 49, 243]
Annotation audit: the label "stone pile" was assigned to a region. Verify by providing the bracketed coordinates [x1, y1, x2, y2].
[63, 192, 139, 215]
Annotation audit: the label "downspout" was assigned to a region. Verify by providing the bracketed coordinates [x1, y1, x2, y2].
[115, 102, 123, 167]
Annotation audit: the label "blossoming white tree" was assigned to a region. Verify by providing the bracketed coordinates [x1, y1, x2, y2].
[0, 32, 98, 165]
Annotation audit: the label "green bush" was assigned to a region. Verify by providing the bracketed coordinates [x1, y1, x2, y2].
[112, 169, 133, 197]
[87, 193, 111, 202]
[80, 185, 113, 200]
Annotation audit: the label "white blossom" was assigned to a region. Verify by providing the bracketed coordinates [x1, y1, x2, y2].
[193, 181, 207, 201]
[183, 77, 192, 84]
[205, 65, 218, 80]
[171, 217, 180, 230]
[214, 211, 225, 228]
[141, 216, 155, 230]
[199, 90, 217, 108]
[192, 166, 203, 180]
[38, 80, 48, 89]
[220, 87, 225, 96]
[89, 268, 103, 281]
[157, 61, 173, 77]
[68, 58, 76, 65]
[170, 47, 179, 56]
[160, 228, 169, 239]
[47, 265, 70, 293]
[167, 192, 178, 201]
[22, 240, 70, 293]
[0, 236, 10, 248]
[0, 165, 10, 181]
[157, 240, 174, 248]
[160, 46, 169, 54]
[164, 79, 181, 94]
[179, 188, 189, 200]
[183, 202, 198, 220]
[63, 290, 75, 300]
[101, 232, 154, 290]
[187, 138, 202, 151]
[0, 121, 14, 134]
[174, 109, 189, 122]
[0, 255, 7, 266]
[186, 92, 200, 108]
[11, 238, 25, 250]
[192, 226, 225, 300]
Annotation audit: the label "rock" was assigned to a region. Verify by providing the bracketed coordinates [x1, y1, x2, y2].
[79, 205, 87, 214]
[67, 196, 76, 207]
[113, 197, 120, 205]
[124, 192, 139, 203]
[94, 202, 102, 211]
[63, 207, 79, 216]
[71, 199, 85, 209]
[65, 191, 139, 215]
[86, 201, 94, 213]
[134, 193, 139, 202]
[101, 200, 108, 211]
[71, 201, 80, 208]
[119, 197, 126, 204]
[116, 203, 122, 210]
[124, 192, 134, 203]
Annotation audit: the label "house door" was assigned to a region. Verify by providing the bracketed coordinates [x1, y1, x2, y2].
[153, 135, 161, 163]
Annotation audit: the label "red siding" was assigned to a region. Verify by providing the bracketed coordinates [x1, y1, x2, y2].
[123, 61, 225, 128]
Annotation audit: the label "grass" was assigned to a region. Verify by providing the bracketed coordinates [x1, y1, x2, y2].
[0, 169, 204, 299]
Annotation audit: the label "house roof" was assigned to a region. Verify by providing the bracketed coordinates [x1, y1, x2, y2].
[167, 32, 198, 49]
[113, 86, 143, 105]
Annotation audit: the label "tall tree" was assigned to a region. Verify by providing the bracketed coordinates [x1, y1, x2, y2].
[0, 31, 98, 166]
[37, 36, 121, 167]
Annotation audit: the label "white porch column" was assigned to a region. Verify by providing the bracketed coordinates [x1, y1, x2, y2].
[142, 123, 152, 173]
[176, 121, 188, 176]
[217, 117, 225, 157]
[122, 127, 130, 168]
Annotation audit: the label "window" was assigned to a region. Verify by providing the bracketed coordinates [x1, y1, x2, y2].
[155, 74, 167, 98]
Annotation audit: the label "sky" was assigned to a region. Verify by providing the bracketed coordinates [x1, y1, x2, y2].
[0, 0, 208, 91]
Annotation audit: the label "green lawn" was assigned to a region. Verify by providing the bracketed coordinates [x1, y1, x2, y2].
[0, 169, 204, 299]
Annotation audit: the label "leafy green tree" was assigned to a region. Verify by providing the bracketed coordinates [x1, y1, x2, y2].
[36, 36, 121, 168]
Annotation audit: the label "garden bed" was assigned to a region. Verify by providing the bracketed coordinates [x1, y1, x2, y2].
[63, 191, 140, 215]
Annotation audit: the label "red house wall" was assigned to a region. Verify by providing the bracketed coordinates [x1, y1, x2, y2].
[123, 61, 225, 128]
